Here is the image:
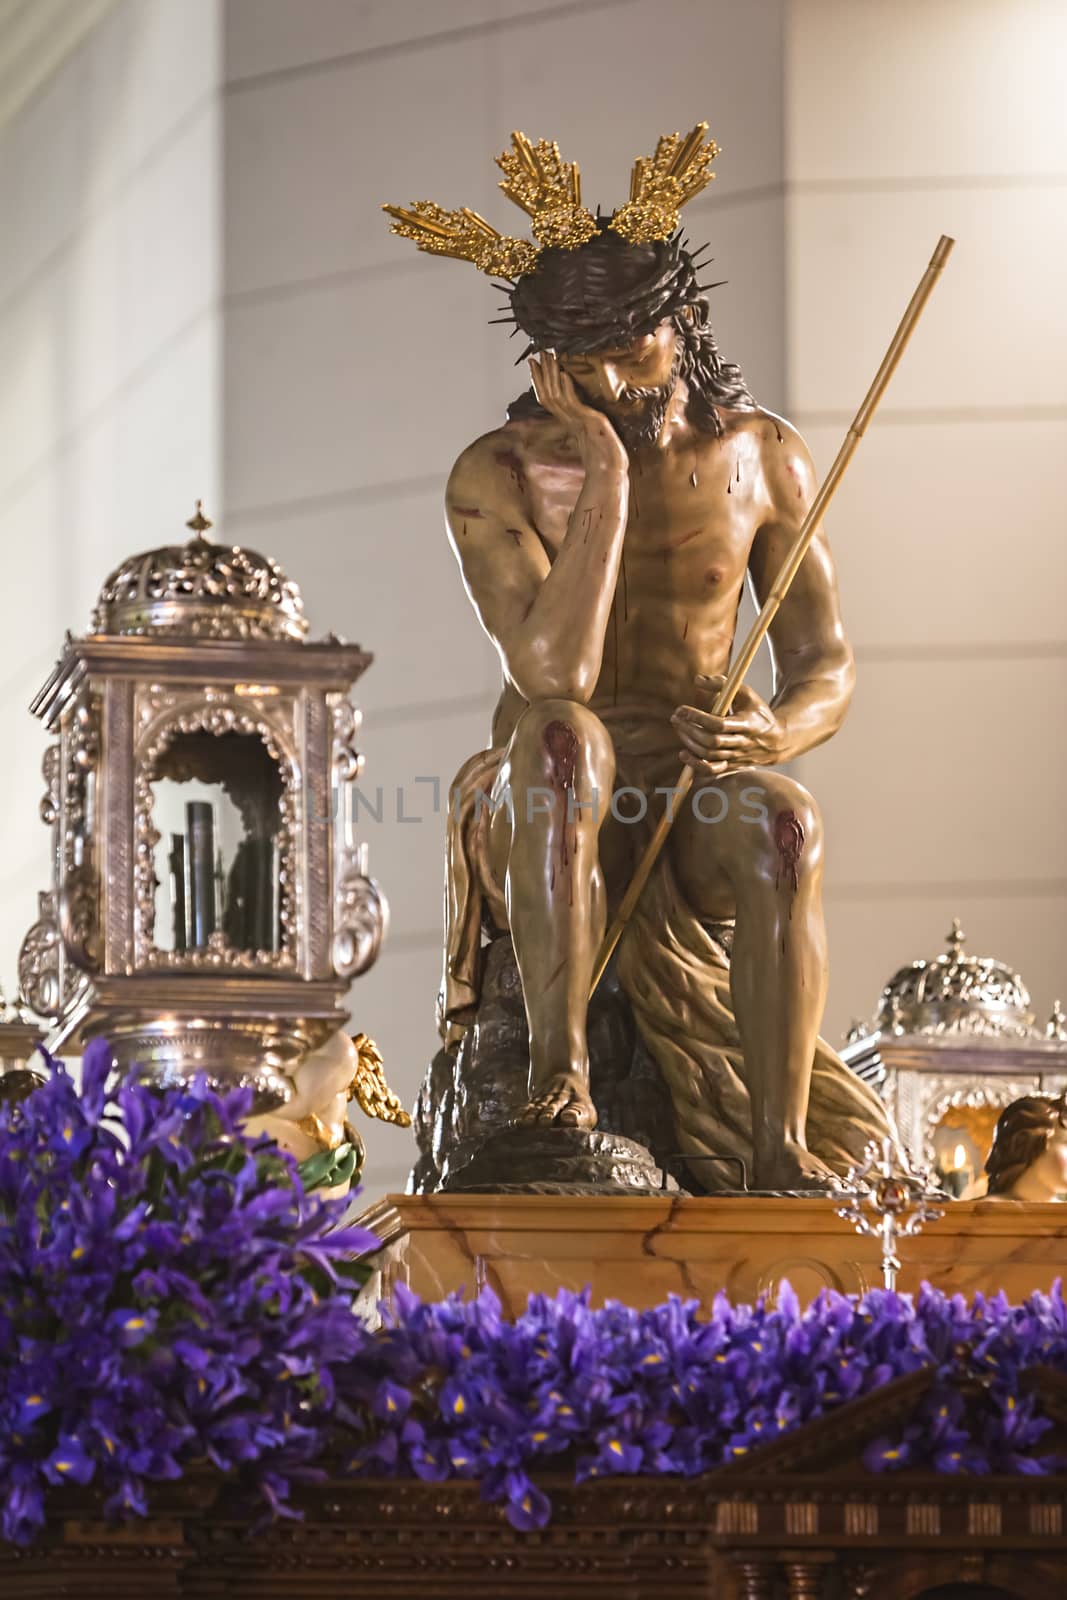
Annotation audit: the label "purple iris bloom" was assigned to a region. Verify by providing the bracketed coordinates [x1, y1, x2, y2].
[0, 1039, 379, 1546]
[6, 1046, 1067, 1549]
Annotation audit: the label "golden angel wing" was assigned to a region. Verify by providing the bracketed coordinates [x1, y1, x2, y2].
[348, 1032, 412, 1129]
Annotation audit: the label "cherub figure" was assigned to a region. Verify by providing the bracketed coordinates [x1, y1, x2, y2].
[984, 1094, 1067, 1203]
[248, 1030, 410, 1196]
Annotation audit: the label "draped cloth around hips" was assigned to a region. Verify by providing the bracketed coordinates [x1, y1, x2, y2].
[437, 708, 890, 1190]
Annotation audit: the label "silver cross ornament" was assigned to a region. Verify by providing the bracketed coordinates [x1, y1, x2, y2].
[836, 1136, 944, 1291]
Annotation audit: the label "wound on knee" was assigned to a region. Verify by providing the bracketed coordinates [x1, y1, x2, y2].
[543, 720, 579, 791]
[543, 720, 581, 888]
[773, 808, 805, 893]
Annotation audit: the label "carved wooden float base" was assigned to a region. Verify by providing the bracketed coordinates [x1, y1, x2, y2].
[3, 1493, 1067, 1599]
[3, 1378, 1067, 1600]
[7, 1205, 1067, 1596]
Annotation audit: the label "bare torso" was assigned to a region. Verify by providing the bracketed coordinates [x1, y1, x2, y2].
[462, 407, 795, 745]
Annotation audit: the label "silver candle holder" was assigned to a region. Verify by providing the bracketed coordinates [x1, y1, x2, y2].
[836, 1136, 944, 1291]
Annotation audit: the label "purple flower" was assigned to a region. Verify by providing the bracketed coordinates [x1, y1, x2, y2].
[372, 1380, 411, 1422]
[44, 1435, 95, 1486]
[331, 1276, 1067, 1528]
[863, 1433, 914, 1472]
[6, 1049, 1067, 1550]
[2, 1477, 46, 1545]
[502, 1471, 551, 1531]
[585, 1430, 643, 1477]
[0, 1040, 379, 1545]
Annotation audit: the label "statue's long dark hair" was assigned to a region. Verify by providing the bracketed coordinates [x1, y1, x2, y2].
[985, 1093, 1067, 1194]
[503, 222, 755, 438]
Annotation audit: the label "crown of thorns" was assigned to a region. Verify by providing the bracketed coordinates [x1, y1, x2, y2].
[382, 123, 720, 282]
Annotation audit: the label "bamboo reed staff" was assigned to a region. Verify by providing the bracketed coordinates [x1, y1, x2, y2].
[589, 233, 955, 997]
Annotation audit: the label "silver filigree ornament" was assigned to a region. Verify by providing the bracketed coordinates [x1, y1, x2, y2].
[0, 985, 47, 1102]
[836, 1137, 944, 1291]
[91, 503, 307, 644]
[18, 503, 387, 1111]
[329, 696, 389, 981]
[841, 920, 1067, 1174]
[1047, 1001, 1067, 1042]
[18, 692, 100, 1022]
[872, 919, 1035, 1042]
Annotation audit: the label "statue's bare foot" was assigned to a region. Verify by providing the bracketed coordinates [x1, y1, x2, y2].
[752, 1138, 840, 1194]
[519, 1073, 598, 1130]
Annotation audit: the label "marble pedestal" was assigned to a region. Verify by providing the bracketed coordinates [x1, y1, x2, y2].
[358, 1194, 1067, 1314]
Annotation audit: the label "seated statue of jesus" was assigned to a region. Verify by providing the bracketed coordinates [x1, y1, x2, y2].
[388, 130, 889, 1192]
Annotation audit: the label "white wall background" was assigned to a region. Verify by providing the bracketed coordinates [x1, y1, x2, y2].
[0, 0, 1063, 1208]
[786, 0, 1067, 1045]
[0, 0, 222, 1003]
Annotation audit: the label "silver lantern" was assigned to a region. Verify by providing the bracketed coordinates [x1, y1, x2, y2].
[17, 505, 388, 1108]
[842, 919, 1067, 1196]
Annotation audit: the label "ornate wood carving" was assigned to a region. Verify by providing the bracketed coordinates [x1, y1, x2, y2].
[3, 1372, 1067, 1597]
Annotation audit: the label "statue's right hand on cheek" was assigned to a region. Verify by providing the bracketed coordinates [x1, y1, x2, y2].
[528, 352, 629, 475]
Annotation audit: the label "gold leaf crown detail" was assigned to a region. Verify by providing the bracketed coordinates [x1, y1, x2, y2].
[612, 123, 720, 244]
[382, 123, 719, 280]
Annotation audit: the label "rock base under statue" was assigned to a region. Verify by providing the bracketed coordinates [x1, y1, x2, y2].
[440, 1124, 679, 1194]
[358, 1193, 1067, 1314]
[410, 935, 689, 1195]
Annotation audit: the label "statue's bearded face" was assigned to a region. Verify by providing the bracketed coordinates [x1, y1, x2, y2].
[556, 320, 681, 450]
